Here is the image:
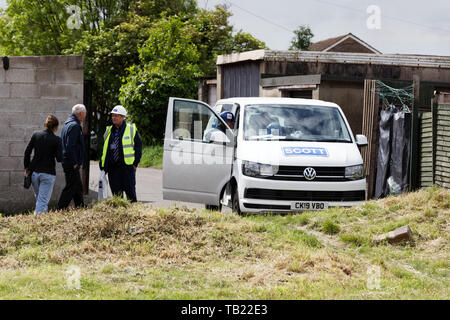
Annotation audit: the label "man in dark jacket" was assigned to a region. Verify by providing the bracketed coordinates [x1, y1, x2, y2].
[100, 105, 142, 202]
[58, 104, 86, 209]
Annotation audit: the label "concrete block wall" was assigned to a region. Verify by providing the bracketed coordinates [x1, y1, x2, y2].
[0, 56, 84, 213]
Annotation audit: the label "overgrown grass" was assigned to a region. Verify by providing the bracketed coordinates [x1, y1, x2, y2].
[0, 188, 448, 299]
[139, 145, 163, 169]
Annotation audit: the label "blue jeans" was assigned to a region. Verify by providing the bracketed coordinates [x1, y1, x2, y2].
[31, 172, 56, 215]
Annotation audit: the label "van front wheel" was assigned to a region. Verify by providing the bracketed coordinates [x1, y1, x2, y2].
[232, 186, 242, 215]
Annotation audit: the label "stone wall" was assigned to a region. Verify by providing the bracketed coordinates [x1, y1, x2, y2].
[0, 56, 84, 213]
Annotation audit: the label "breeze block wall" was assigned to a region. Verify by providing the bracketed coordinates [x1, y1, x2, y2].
[0, 56, 84, 213]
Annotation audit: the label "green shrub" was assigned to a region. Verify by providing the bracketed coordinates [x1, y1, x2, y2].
[119, 16, 200, 143]
[140, 145, 164, 168]
[322, 219, 340, 235]
[299, 233, 322, 248]
[339, 234, 368, 247]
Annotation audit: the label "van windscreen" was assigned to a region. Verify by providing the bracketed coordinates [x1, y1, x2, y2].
[244, 104, 352, 142]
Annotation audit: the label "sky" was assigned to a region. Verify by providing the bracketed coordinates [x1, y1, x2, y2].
[198, 0, 450, 56]
[1, 0, 449, 56]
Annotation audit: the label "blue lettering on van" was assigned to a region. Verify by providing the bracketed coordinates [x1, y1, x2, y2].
[282, 147, 328, 157]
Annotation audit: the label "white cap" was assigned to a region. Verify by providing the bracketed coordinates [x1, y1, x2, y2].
[111, 105, 127, 116]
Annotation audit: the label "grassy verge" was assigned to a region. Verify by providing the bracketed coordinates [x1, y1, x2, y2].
[139, 145, 163, 169]
[0, 187, 448, 299]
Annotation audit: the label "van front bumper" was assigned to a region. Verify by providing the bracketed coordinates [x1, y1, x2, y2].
[238, 175, 366, 213]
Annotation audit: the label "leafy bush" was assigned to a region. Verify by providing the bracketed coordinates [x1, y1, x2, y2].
[120, 16, 200, 144]
[140, 145, 164, 168]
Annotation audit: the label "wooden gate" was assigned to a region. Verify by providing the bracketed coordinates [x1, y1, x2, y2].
[361, 80, 380, 199]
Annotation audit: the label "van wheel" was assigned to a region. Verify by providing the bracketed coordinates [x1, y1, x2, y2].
[205, 204, 222, 212]
[232, 186, 242, 215]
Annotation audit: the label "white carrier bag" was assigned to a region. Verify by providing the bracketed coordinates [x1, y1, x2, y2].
[98, 170, 110, 200]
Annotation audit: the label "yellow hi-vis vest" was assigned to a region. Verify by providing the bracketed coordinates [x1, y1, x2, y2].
[101, 123, 137, 167]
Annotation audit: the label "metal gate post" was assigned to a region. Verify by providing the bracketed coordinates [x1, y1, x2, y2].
[82, 79, 93, 196]
[410, 76, 421, 190]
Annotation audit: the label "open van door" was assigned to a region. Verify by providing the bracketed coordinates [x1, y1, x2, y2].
[163, 98, 235, 205]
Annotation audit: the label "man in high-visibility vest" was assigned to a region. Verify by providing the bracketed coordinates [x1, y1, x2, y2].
[100, 105, 142, 202]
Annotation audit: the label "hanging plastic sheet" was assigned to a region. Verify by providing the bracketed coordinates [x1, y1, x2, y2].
[375, 108, 395, 198]
[390, 111, 411, 193]
[374, 107, 412, 198]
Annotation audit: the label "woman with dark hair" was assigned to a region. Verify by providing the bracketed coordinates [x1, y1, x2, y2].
[24, 115, 63, 215]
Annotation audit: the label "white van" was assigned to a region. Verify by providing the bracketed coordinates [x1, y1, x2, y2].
[163, 97, 367, 214]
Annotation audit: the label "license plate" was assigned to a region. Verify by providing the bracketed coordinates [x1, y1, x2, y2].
[291, 201, 328, 211]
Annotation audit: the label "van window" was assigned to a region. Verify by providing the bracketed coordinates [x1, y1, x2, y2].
[173, 100, 226, 142]
[234, 107, 240, 133]
[244, 104, 352, 142]
[221, 104, 234, 113]
[213, 104, 233, 114]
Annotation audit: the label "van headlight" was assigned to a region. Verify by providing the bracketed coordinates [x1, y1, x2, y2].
[242, 161, 276, 177]
[345, 164, 365, 180]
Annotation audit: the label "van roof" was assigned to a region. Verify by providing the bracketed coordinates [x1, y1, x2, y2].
[215, 97, 340, 108]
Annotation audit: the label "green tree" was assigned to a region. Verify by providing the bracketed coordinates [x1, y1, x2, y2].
[0, 1, 266, 145]
[190, 5, 234, 76]
[289, 25, 313, 50]
[0, 0, 70, 55]
[66, 14, 152, 148]
[118, 7, 266, 143]
[63, 1, 200, 147]
[119, 16, 201, 143]
[136, 0, 197, 17]
[189, 5, 266, 75]
[231, 30, 267, 53]
[0, 0, 137, 55]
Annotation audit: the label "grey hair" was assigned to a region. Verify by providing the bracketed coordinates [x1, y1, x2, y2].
[72, 104, 86, 115]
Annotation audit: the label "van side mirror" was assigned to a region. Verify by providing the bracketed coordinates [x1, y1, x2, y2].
[356, 134, 368, 147]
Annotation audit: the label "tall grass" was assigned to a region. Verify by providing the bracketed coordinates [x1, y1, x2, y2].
[0, 187, 448, 299]
[140, 145, 163, 169]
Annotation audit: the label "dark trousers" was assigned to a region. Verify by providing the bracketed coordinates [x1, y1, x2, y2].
[58, 167, 84, 209]
[108, 165, 137, 202]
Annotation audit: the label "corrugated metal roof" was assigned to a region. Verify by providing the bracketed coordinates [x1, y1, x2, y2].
[217, 50, 450, 69]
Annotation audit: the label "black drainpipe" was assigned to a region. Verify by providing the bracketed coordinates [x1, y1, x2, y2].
[3, 56, 9, 70]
